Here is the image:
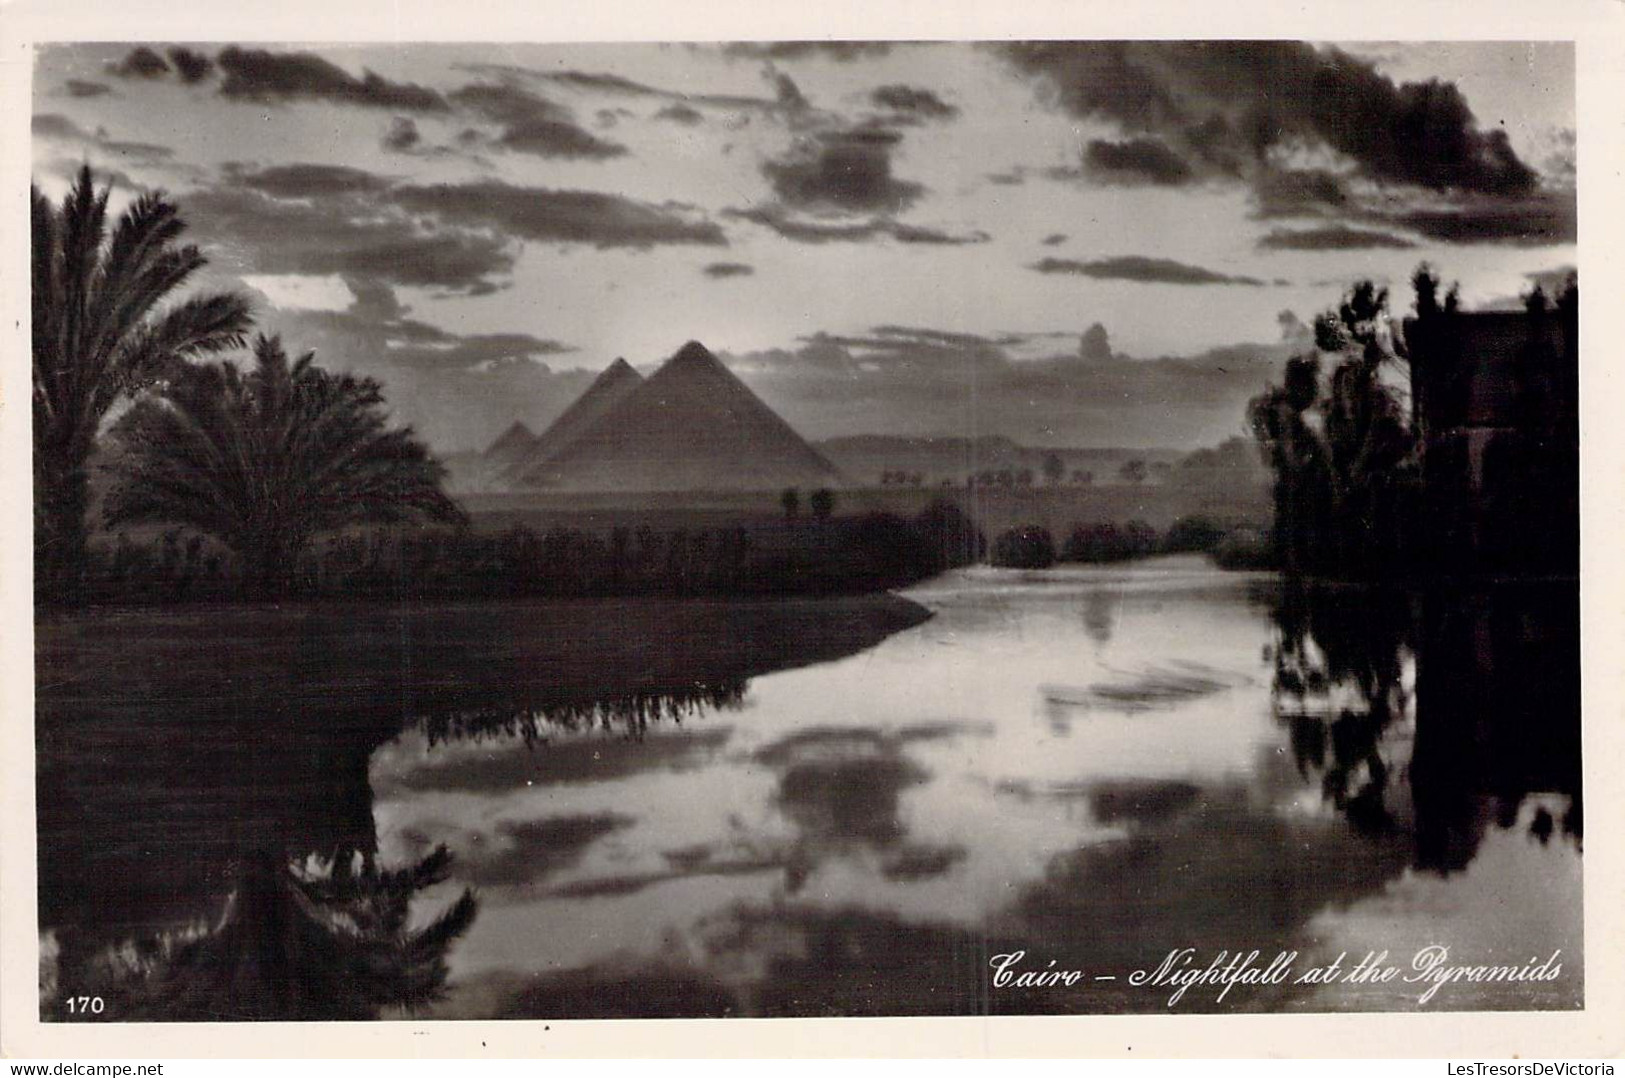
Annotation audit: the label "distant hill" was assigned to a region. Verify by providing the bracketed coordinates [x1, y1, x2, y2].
[520, 341, 845, 493]
[510, 358, 643, 487]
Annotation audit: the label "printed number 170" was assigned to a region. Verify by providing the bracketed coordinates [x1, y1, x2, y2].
[64, 996, 105, 1015]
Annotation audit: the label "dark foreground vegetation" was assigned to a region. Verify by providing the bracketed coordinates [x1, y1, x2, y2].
[988, 514, 1273, 570]
[68, 498, 984, 605]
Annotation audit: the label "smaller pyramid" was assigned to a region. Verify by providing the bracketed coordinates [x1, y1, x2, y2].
[483, 421, 539, 470]
[510, 358, 644, 486]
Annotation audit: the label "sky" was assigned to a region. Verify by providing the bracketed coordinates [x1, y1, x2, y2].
[32, 41, 1576, 452]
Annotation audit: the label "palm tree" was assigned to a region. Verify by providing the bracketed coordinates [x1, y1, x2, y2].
[104, 334, 466, 596]
[33, 166, 254, 602]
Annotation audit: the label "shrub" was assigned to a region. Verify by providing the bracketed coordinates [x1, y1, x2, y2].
[990, 525, 1057, 569]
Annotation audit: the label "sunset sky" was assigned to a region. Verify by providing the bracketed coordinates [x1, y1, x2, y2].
[32, 41, 1576, 451]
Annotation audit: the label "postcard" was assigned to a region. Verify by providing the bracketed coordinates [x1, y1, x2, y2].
[3, 0, 1622, 1060]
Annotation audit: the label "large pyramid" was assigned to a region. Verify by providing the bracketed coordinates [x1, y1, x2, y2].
[508, 358, 643, 485]
[518, 341, 845, 492]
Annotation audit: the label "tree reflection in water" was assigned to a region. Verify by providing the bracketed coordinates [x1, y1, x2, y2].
[40, 681, 748, 1021]
[45, 847, 476, 1022]
[419, 681, 748, 746]
[1267, 579, 1581, 870]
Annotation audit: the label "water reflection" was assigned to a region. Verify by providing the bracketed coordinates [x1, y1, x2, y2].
[36, 563, 1582, 1019]
[1269, 578, 1582, 870]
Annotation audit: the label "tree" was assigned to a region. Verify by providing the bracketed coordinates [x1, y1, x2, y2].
[33, 166, 254, 601]
[780, 487, 801, 521]
[809, 488, 835, 522]
[1042, 452, 1065, 485]
[1119, 459, 1147, 485]
[103, 335, 465, 596]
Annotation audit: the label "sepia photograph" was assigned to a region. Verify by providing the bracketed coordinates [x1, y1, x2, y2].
[5, 5, 1614, 1054]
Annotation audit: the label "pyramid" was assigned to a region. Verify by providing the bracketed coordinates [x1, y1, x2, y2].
[509, 358, 643, 485]
[521, 341, 845, 492]
[483, 421, 539, 470]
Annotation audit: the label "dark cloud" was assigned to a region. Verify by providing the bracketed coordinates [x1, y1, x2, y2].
[1387, 193, 1576, 246]
[998, 42, 1540, 197]
[449, 81, 626, 159]
[1031, 255, 1267, 287]
[32, 113, 174, 163]
[168, 47, 215, 84]
[703, 262, 754, 278]
[762, 125, 924, 215]
[181, 185, 514, 293]
[107, 47, 170, 80]
[722, 42, 893, 62]
[725, 205, 986, 246]
[1251, 168, 1351, 218]
[388, 180, 726, 249]
[655, 102, 704, 126]
[1083, 137, 1193, 185]
[227, 162, 394, 198]
[63, 79, 112, 98]
[383, 116, 421, 151]
[544, 70, 666, 95]
[871, 84, 958, 121]
[1042, 233, 1067, 246]
[1257, 225, 1417, 251]
[216, 46, 449, 111]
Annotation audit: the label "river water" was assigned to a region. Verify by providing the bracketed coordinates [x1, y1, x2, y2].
[358, 558, 1582, 1016]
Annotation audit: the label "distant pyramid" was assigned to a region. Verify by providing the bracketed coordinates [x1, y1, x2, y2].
[509, 358, 643, 485]
[483, 421, 539, 469]
[520, 340, 844, 492]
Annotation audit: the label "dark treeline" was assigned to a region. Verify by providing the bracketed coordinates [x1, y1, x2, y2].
[1248, 266, 1578, 582]
[987, 514, 1273, 570]
[74, 498, 985, 604]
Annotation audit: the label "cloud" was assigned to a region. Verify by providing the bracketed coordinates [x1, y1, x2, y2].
[168, 47, 215, 84]
[703, 262, 755, 278]
[216, 46, 449, 111]
[655, 102, 704, 126]
[107, 47, 170, 79]
[181, 185, 514, 293]
[1257, 225, 1417, 251]
[721, 42, 893, 62]
[388, 179, 726, 249]
[63, 79, 112, 98]
[383, 116, 422, 151]
[762, 125, 924, 215]
[1042, 233, 1068, 246]
[1031, 255, 1267, 287]
[32, 112, 175, 163]
[998, 42, 1540, 197]
[1387, 193, 1576, 246]
[719, 323, 1294, 449]
[244, 279, 593, 451]
[1083, 137, 1193, 185]
[1250, 168, 1351, 218]
[227, 162, 394, 198]
[870, 84, 958, 121]
[449, 80, 626, 159]
[725, 204, 986, 246]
